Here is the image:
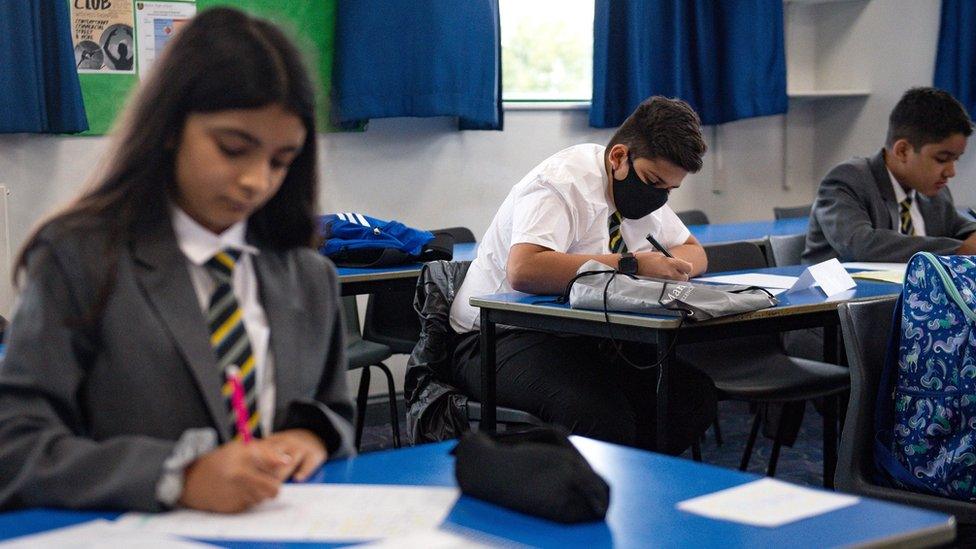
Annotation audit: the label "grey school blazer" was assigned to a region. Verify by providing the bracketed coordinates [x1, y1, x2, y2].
[0, 216, 355, 512]
[802, 149, 976, 264]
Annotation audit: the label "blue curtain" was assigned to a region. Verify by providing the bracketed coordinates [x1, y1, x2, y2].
[934, 0, 976, 115]
[333, 0, 502, 130]
[591, 1, 787, 128]
[0, 0, 88, 133]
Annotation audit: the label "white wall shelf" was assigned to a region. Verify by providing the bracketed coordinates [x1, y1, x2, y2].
[787, 89, 871, 100]
[782, 0, 870, 191]
[784, 0, 864, 4]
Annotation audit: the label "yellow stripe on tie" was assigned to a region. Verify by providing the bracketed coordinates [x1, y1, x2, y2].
[214, 252, 236, 271]
[239, 355, 256, 378]
[222, 381, 233, 397]
[247, 412, 260, 432]
[210, 308, 242, 346]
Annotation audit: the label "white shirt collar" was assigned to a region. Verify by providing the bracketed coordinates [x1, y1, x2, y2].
[887, 168, 915, 204]
[170, 204, 259, 266]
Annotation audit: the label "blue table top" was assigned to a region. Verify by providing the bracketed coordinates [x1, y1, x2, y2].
[688, 217, 809, 245]
[0, 438, 952, 548]
[689, 209, 974, 246]
[471, 265, 902, 328]
[335, 242, 477, 280]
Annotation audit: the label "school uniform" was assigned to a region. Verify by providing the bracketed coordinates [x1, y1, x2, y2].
[803, 149, 976, 264]
[0, 209, 354, 512]
[449, 144, 716, 454]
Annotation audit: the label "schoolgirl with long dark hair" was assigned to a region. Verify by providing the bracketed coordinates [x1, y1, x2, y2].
[0, 7, 353, 513]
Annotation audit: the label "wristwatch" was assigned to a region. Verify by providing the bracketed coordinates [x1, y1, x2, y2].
[618, 252, 638, 275]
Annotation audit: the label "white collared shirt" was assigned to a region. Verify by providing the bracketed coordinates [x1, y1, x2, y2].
[171, 206, 275, 436]
[887, 168, 926, 236]
[449, 143, 691, 333]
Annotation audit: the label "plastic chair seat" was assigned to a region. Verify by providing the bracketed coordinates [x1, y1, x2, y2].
[346, 338, 394, 371]
[466, 401, 544, 426]
[683, 242, 849, 485]
[710, 357, 848, 402]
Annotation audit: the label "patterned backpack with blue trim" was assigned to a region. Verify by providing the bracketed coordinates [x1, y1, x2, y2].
[875, 251, 976, 501]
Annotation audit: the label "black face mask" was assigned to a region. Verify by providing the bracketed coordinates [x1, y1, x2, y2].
[611, 157, 669, 219]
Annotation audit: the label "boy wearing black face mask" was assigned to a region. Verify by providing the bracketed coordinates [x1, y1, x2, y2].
[447, 96, 716, 455]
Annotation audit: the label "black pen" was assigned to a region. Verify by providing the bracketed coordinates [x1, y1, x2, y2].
[645, 233, 674, 258]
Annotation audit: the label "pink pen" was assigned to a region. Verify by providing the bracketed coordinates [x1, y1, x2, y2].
[225, 365, 253, 443]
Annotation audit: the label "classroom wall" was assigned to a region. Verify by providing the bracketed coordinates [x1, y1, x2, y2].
[0, 0, 971, 395]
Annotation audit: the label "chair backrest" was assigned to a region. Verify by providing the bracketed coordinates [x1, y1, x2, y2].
[767, 234, 806, 266]
[838, 298, 976, 522]
[434, 226, 476, 243]
[703, 240, 768, 272]
[362, 226, 475, 354]
[836, 299, 895, 492]
[676, 209, 710, 226]
[773, 204, 812, 220]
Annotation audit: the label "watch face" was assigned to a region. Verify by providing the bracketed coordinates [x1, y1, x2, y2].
[619, 254, 638, 274]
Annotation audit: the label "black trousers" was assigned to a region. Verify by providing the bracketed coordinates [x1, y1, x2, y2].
[451, 329, 717, 455]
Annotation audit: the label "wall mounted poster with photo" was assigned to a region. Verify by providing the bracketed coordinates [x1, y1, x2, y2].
[67, 0, 336, 135]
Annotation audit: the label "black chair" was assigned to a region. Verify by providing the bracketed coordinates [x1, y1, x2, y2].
[767, 234, 806, 267]
[767, 234, 829, 362]
[773, 204, 812, 220]
[362, 227, 476, 354]
[676, 209, 710, 226]
[837, 299, 976, 524]
[343, 297, 401, 450]
[680, 241, 850, 486]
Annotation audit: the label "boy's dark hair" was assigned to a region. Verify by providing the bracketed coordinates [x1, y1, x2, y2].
[607, 96, 707, 173]
[886, 87, 973, 150]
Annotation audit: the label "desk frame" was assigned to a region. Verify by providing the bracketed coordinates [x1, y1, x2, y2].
[475, 292, 893, 483]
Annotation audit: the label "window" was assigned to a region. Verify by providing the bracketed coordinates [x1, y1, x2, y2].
[500, 0, 594, 102]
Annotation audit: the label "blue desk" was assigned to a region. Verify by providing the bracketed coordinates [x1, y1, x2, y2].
[0, 438, 954, 547]
[470, 266, 902, 459]
[688, 217, 809, 245]
[688, 210, 976, 245]
[337, 242, 477, 296]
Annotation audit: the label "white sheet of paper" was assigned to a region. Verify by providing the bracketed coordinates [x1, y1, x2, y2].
[116, 484, 459, 542]
[697, 273, 799, 289]
[676, 478, 860, 527]
[0, 519, 216, 549]
[841, 262, 907, 272]
[788, 258, 856, 296]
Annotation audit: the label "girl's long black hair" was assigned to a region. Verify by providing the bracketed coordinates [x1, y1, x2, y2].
[16, 7, 320, 281]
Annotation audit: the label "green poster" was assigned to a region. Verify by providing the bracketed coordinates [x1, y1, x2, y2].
[69, 0, 336, 135]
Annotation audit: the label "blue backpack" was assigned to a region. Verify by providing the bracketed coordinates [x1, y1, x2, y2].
[875, 252, 976, 501]
[319, 213, 453, 267]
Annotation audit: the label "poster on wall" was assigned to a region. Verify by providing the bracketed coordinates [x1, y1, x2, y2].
[70, 0, 137, 74]
[135, 1, 197, 79]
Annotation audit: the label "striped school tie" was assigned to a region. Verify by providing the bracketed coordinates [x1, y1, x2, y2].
[205, 249, 262, 440]
[899, 197, 915, 236]
[608, 211, 628, 254]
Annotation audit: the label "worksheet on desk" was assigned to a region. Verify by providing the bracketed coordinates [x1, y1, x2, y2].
[696, 273, 798, 295]
[115, 484, 460, 542]
[676, 478, 859, 527]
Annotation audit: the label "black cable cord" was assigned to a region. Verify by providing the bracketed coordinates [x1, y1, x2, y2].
[546, 271, 773, 370]
[551, 268, 689, 370]
[601, 272, 690, 370]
